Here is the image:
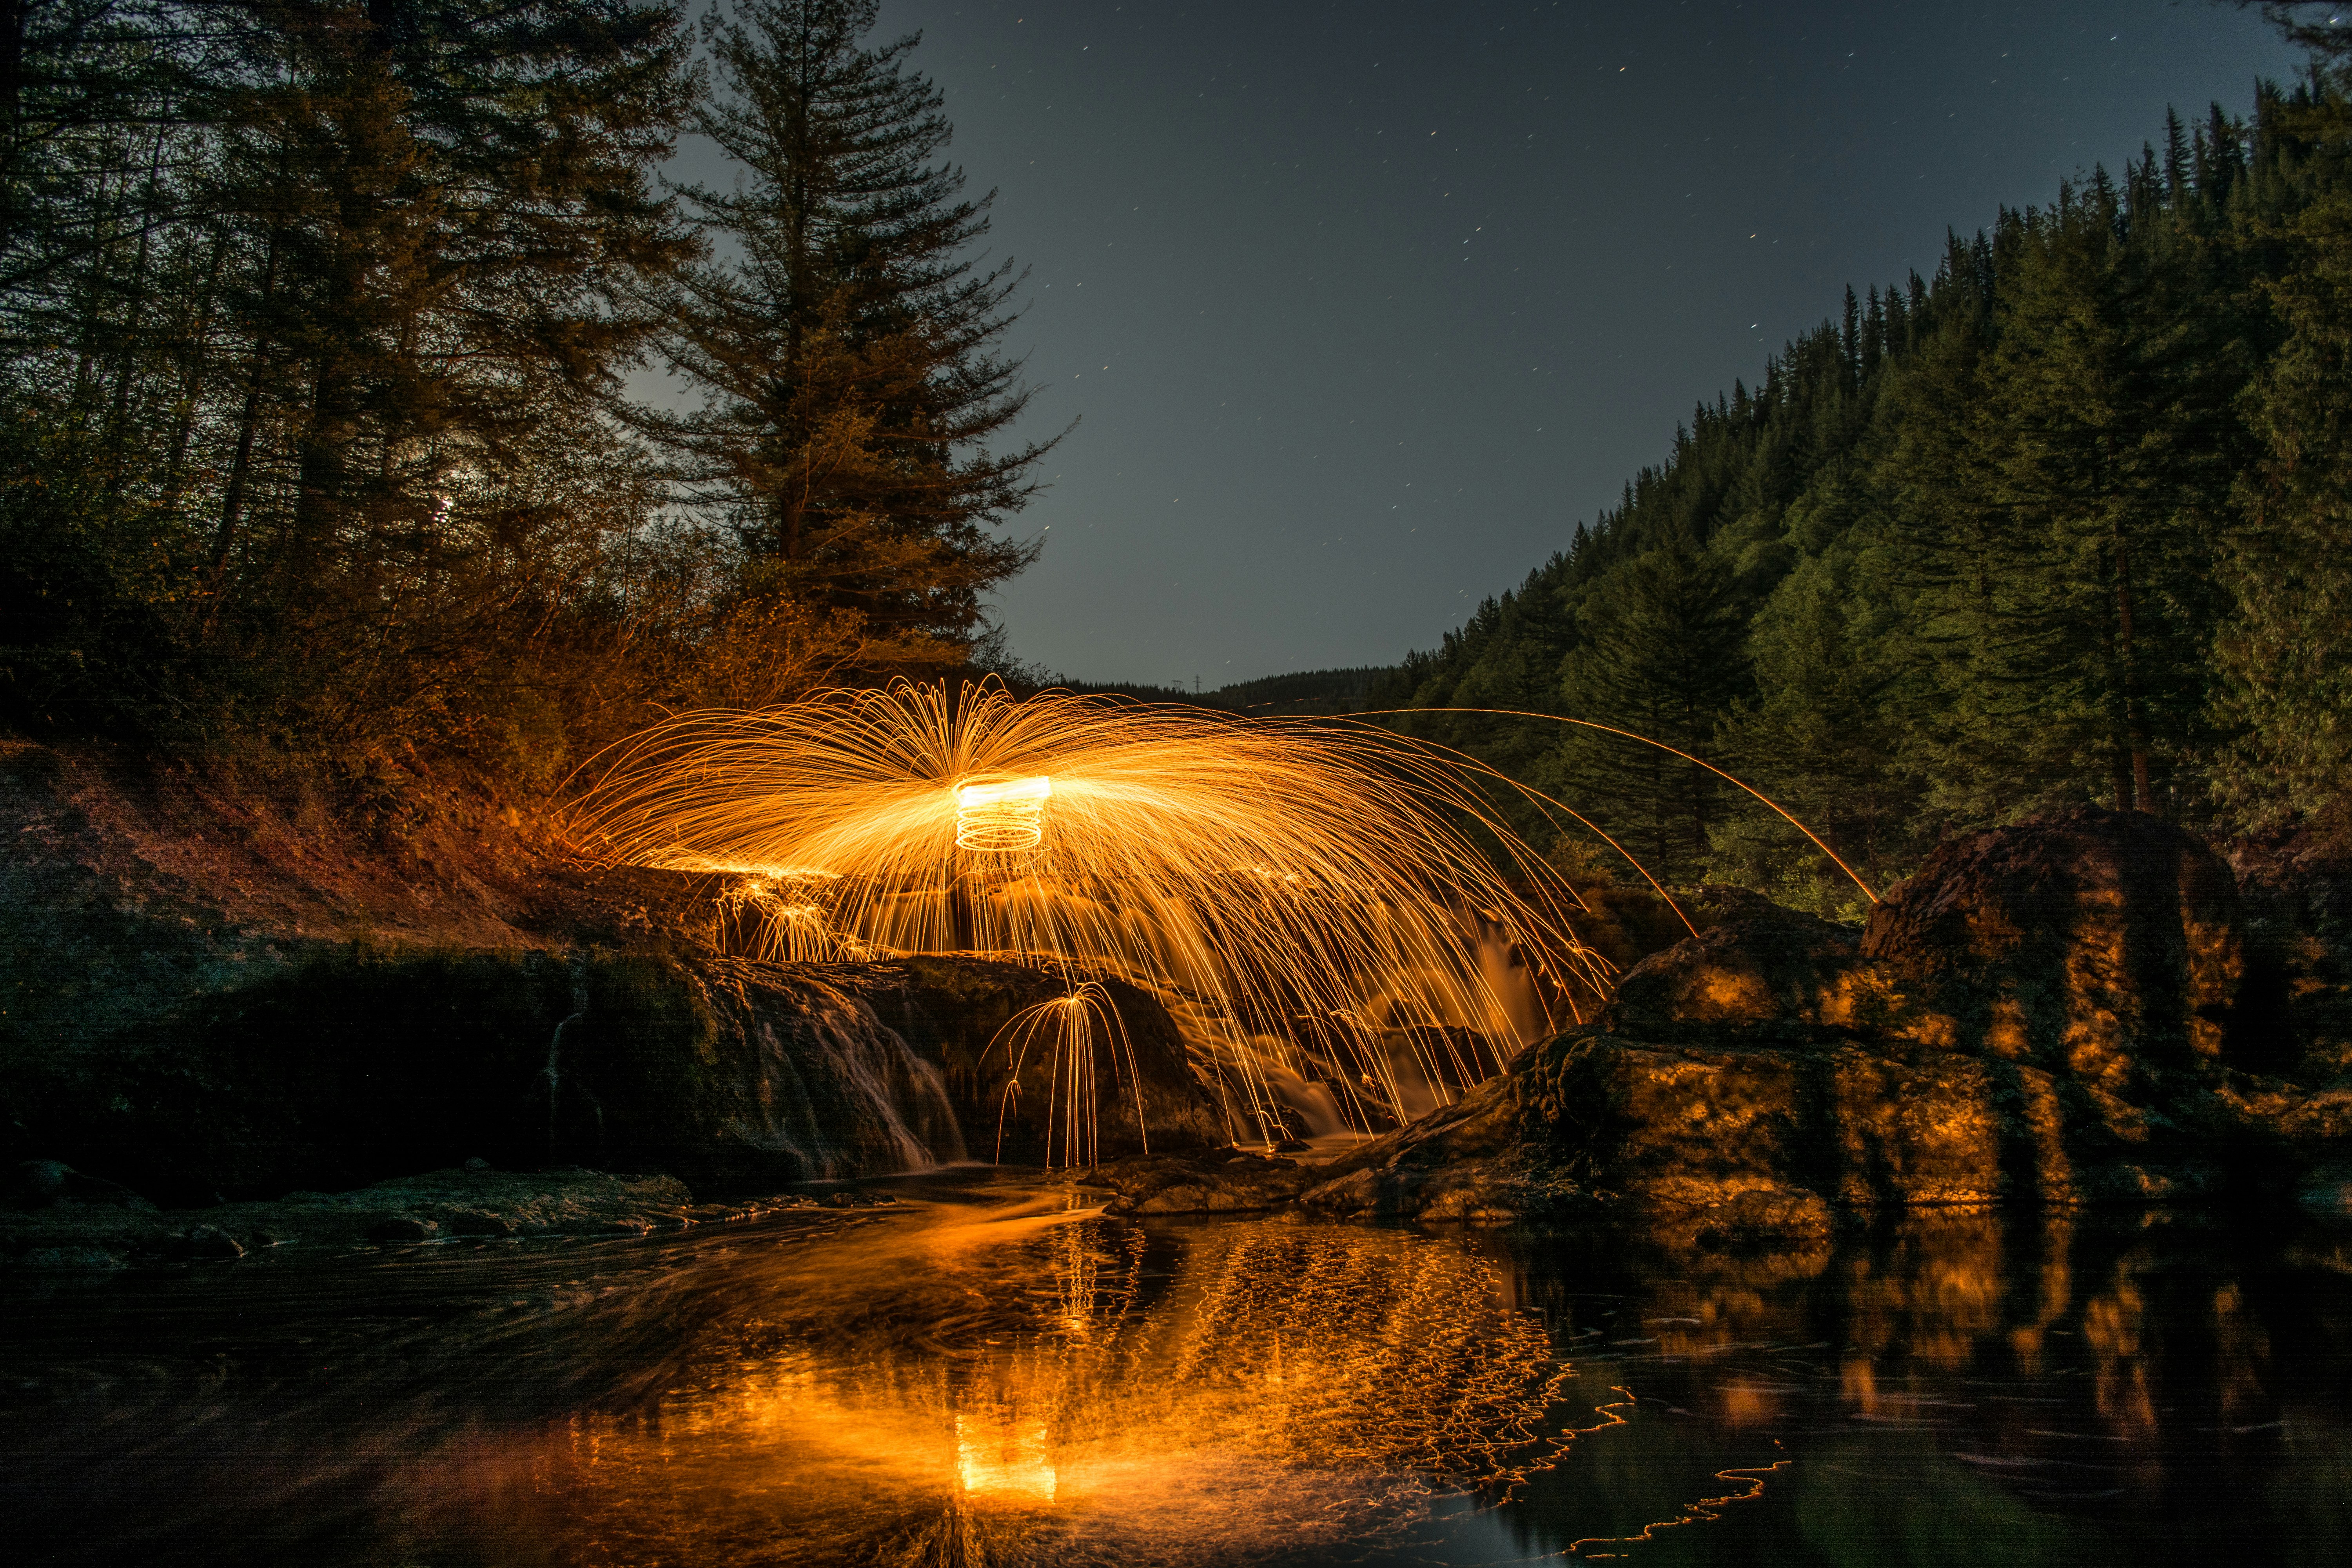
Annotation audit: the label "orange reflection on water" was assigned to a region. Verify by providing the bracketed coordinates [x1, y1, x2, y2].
[955, 1414, 1056, 1503]
[443, 1200, 1574, 1566]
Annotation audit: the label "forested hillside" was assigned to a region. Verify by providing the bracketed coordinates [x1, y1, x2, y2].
[1379, 20, 2352, 916]
[0, 0, 1048, 793]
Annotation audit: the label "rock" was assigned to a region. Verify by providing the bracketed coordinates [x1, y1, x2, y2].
[1292, 1069, 1552, 1223]
[11, 1246, 127, 1272]
[1369, 808, 2352, 1227]
[446, 1210, 517, 1237]
[1603, 908, 1867, 1044]
[176, 1224, 244, 1259]
[1514, 1027, 2226, 1212]
[862, 956, 1229, 1163]
[1685, 1187, 1837, 1253]
[463, 1156, 492, 1172]
[1860, 805, 2248, 1085]
[6, 1160, 155, 1212]
[2, 1161, 699, 1265]
[2298, 1163, 2352, 1216]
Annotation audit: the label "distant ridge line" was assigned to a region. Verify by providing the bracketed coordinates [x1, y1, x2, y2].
[1036, 665, 1399, 717]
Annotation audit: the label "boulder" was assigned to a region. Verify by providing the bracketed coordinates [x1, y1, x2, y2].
[1604, 906, 1880, 1043]
[1513, 1025, 2229, 1212]
[176, 1223, 246, 1258]
[1859, 805, 2250, 1088]
[1295, 1069, 1544, 1223]
[6, 1159, 155, 1211]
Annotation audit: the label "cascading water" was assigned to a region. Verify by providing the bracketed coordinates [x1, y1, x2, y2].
[695, 964, 968, 1179]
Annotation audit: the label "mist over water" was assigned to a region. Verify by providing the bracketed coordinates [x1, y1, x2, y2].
[5, 1180, 2350, 1565]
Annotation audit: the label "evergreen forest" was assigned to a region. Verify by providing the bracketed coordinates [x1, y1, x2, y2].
[1378, 10, 2352, 914]
[0, 0, 1050, 791]
[4, 2, 2348, 913]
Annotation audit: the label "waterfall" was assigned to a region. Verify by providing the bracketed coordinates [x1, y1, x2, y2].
[541, 957, 604, 1160]
[703, 964, 969, 1179]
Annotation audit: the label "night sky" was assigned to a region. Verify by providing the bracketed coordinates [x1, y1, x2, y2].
[822, 2, 2308, 687]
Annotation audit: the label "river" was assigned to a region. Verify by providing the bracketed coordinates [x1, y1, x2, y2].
[6, 1172, 2349, 1565]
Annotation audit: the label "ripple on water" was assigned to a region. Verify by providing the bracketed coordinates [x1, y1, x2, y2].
[4, 1186, 2352, 1566]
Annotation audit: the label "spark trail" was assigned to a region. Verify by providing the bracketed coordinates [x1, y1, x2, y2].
[573, 681, 1612, 1145]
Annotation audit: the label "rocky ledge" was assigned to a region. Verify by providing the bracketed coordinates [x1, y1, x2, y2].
[1087, 808, 2352, 1243]
[1, 1158, 894, 1273]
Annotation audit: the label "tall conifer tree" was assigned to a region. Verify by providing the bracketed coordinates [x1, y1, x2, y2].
[2216, 7, 2352, 831]
[646, 0, 1054, 681]
[1546, 542, 1749, 882]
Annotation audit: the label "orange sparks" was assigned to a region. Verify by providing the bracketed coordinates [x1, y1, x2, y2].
[572, 680, 1615, 1147]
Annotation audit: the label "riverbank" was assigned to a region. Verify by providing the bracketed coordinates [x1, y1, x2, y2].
[0, 1159, 917, 1274]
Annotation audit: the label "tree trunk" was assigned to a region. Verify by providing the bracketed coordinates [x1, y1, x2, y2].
[2112, 525, 2155, 813]
[100, 129, 170, 497]
[290, 357, 356, 588]
[0, 0, 29, 261]
[206, 232, 283, 631]
[160, 229, 234, 507]
[2117, 534, 2154, 818]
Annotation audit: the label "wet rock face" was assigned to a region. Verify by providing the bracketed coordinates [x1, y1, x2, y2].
[1860, 805, 2248, 1089]
[1514, 1027, 2227, 1214]
[1294, 1069, 1537, 1224]
[1362, 808, 2351, 1231]
[1605, 909, 1872, 1044]
[854, 956, 1226, 1164]
[4, 943, 1227, 1203]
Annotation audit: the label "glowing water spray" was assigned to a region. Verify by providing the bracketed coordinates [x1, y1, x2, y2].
[574, 680, 1614, 1146]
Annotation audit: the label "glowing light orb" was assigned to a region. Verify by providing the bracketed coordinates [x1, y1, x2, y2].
[955, 775, 1052, 852]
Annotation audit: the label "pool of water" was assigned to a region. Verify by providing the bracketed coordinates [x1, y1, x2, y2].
[7, 1175, 2351, 1565]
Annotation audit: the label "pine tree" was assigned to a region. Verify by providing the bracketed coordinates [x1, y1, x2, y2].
[1880, 190, 2241, 822]
[1546, 541, 1749, 883]
[0, 2, 697, 746]
[646, 0, 1055, 682]
[2214, 34, 2352, 833]
[1713, 517, 1923, 916]
[208, 2, 695, 713]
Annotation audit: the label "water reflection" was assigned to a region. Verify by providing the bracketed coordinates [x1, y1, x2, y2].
[5, 1192, 2352, 1565]
[512, 1198, 1573, 1566]
[1483, 1207, 2352, 1564]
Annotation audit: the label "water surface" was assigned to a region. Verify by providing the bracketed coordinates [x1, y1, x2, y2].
[6, 1179, 2349, 1565]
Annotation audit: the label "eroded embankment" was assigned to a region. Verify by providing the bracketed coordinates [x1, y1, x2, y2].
[0, 742, 1226, 1244]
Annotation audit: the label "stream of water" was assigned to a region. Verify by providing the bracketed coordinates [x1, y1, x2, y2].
[6, 1176, 2350, 1565]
